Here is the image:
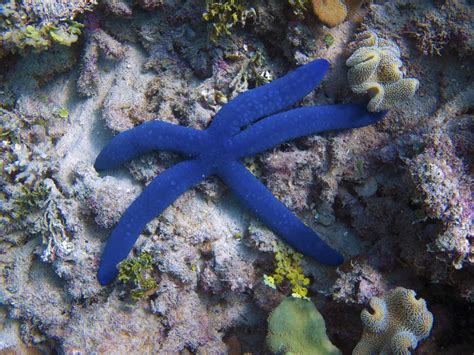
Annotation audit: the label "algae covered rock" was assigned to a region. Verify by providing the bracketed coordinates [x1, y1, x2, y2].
[0, 0, 96, 56]
[267, 297, 341, 355]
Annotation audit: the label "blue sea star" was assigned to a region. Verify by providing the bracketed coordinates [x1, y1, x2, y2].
[95, 59, 386, 285]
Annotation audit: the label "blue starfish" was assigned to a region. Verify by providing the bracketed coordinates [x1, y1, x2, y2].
[95, 59, 386, 285]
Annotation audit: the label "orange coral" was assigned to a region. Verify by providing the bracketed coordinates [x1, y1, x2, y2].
[311, 0, 364, 27]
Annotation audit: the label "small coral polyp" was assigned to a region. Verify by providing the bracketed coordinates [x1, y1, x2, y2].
[346, 31, 419, 112]
[353, 287, 433, 355]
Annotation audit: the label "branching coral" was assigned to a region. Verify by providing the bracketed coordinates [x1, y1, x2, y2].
[38, 179, 75, 262]
[0, 0, 96, 57]
[202, 0, 255, 42]
[346, 31, 419, 112]
[267, 297, 341, 354]
[264, 241, 311, 299]
[1, 109, 74, 261]
[1, 109, 55, 234]
[353, 287, 433, 355]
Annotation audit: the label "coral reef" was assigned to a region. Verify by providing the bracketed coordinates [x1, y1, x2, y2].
[346, 31, 419, 112]
[353, 287, 434, 354]
[311, 0, 364, 27]
[0, 0, 472, 353]
[267, 297, 341, 354]
[0, 0, 95, 57]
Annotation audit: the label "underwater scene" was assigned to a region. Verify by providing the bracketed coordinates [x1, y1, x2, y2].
[0, 0, 472, 353]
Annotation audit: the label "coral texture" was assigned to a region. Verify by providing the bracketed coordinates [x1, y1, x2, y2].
[353, 287, 434, 354]
[22, 0, 97, 21]
[76, 13, 126, 96]
[346, 31, 419, 112]
[95, 59, 387, 285]
[267, 297, 341, 354]
[404, 130, 472, 276]
[311, 0, 363, 27]
[1, 0, 473, 353]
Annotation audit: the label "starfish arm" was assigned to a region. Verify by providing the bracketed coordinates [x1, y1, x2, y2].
[217, 161, 344, 265]
[232, 105, 386, 158]
[95, 121, 206, 171]
[209, 59, 329, 137]
[97, 159, 211, 285]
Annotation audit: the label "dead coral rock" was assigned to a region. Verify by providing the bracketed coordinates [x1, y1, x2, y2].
[22, 0, 97, 21]
[77, 14, 127, 97]
[101, 49, 154, 132]
[73, 164, 141, 229]
[102, 0, 132, 17]
[332, 259, 385, 304]
[353, 287, 433, 355]
[261, 149, 313, 213]
[137, 0, 163, 10]
[405, 131, 472, 272]
[212, 235, 257, 293]
[1, 240, 70, 341]
[152, 279, 227, 353]
[245, 221, 278, 253]
[61, 291, 163, 353]
[403, 0, 474, 58]
[253, 282, 285, 313]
